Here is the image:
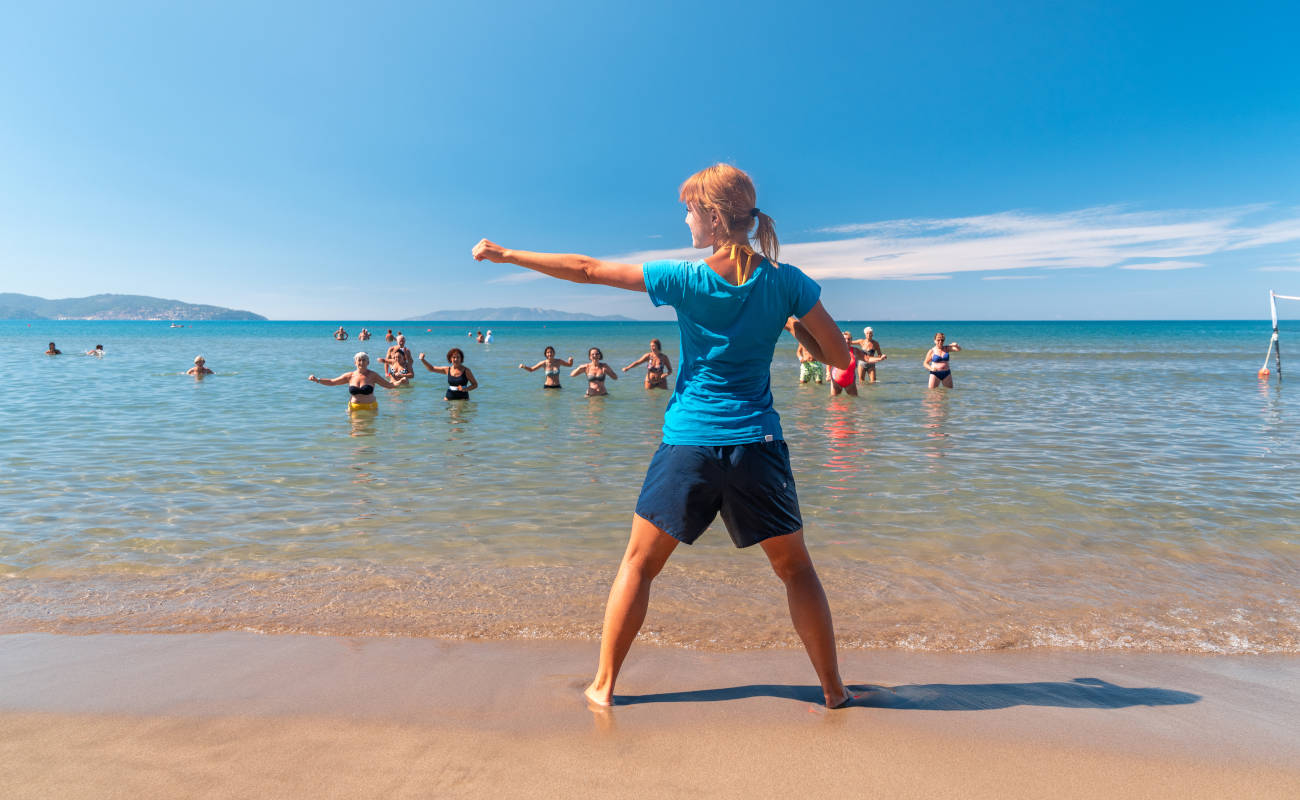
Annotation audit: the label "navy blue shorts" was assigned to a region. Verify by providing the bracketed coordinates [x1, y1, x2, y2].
[635, 441, 803, 548]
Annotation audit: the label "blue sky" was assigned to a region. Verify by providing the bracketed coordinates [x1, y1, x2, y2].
[2, 1, 1298, 320]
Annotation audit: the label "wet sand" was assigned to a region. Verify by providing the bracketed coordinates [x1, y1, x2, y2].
[1, 633, 1297, 799]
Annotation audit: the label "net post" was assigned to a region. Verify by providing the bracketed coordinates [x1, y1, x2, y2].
[1274, 291, 1283, 381]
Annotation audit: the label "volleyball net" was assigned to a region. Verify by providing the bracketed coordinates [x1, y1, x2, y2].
[1260, 290, 1300, 379]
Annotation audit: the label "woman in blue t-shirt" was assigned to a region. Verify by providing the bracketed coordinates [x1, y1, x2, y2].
[472, 164, 856, 709]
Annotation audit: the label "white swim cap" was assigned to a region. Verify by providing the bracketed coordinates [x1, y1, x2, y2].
[194, 355, 204, 363]
[864, 326, 873, 335]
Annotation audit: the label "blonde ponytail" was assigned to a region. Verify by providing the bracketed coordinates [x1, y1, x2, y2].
[679, 164, 781, 266]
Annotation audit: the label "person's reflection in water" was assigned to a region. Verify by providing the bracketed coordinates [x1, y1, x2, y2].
[822, 401, 863, 496]
[446, 397, 478, 435]
[349, 410, 379, 438]
[921, 391, 950, 464]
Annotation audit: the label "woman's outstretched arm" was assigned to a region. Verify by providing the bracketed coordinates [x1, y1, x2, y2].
[419, 353, 450, 374]
[472, 239, 646, 292]
[623, 353, 651, 371]
[309, 371, 354, 386]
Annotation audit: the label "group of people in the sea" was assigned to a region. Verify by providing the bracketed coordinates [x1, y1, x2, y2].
[305, 337, 676, 410]
[44, 342, 104, 357]
[797, 327, 962, 392]
[306, 323, 959, 411]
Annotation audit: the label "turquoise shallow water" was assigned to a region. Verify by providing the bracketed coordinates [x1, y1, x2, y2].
[2, 319, 1298, 652]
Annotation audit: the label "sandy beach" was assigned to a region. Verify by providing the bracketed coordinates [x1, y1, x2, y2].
[1, 633, 1296, 799]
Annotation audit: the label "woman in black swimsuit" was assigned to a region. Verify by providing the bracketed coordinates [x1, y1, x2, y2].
[572, 347, 617, 396]
[622, 338, 673, 389]
[420, 347, 479, 400]
[308, 352, 406, 412]
[520, 345, 573, 388]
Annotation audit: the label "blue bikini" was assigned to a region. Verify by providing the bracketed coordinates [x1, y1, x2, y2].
[930, 350, 951, 382]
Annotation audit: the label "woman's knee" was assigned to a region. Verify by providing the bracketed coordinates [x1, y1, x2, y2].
[761, 533, 816, 583]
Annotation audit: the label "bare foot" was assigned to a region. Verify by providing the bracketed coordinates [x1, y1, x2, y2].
[827, 689, 859, 709]
[584, 683, 613, 708]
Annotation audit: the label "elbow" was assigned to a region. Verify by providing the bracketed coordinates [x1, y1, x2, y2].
[577, 256, 599, 284]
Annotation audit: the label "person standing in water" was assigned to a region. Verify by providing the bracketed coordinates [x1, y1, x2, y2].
[186, 356, 214, 377]
[472, 163, 856, 709]
[852, 326, 886, 383]
[45, 342, 61, 355]
[572, 347, 617, 396]
[520, 346, 573, 389]
[828, 331, 868, 398]
[381, 334, 414, 383]
[623, 339, 673, 389]
[924, 332, 961, 388]
[796, 343, 822, 384]
[420, 348, 479, 400]
[308, 352, 406, 412]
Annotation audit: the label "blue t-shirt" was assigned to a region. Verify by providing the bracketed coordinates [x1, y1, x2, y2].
[642, 258, 821, 445]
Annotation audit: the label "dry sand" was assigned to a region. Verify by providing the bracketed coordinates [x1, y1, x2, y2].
[1, 633, 1296, 799]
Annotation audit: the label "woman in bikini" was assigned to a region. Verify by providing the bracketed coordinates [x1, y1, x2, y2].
[853, 326, 886, 383]
[472, 163, 856, 709]
[519, 346, 573, 388]
[572, 347, 617, 396]
[381, 334, 415, 383]
[308, 352, 406, 412]
[420, 348, 479, 400]
[622, 339, 673, 389]
[923, 332, 962, 388]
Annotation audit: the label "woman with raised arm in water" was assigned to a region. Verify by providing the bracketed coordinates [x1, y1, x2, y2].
[572, 347, 617, 396]
[519, 346, 573, 389]
[308, 352, 406, 412]
[420, 348, 479, 400]
[472, 164, 856, 709]
[623, 338, 673, 389]
[923, 332, 962, 388]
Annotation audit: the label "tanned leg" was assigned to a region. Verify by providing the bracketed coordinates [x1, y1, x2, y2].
[760, 530, 851, 708]
[584, 514, 680, 706]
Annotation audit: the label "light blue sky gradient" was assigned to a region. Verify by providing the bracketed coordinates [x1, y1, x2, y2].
[2, 1, 1298, 319]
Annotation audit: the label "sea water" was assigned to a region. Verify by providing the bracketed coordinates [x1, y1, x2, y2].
[2, 319, 1297, 653]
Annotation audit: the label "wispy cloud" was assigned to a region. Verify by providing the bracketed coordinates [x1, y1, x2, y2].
[983, 275, 1047, 280]
[1258, 266, 1300, 272]
[487, 272, 545, 284]
[611, 205, 1300, 281]
[1118, 261, 1205, 271]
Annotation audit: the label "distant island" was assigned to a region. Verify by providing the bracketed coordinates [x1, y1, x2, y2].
[0, 293, 266, 321]
[406, 307, 635, 322]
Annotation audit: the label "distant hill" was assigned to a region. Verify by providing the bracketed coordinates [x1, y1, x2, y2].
[406, 306, 634, 322]
[0, 293, 266, 321]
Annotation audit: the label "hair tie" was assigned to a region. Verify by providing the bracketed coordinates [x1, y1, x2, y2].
[750, 208, 760, 217]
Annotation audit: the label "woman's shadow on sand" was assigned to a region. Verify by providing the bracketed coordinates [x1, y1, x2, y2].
[618, 678, 1200, 711]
